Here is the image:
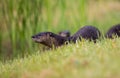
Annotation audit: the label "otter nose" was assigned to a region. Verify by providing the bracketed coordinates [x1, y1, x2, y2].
[32, 36, 35, 38]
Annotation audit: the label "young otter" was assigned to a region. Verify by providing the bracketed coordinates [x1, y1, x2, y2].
[58, 30, 70, 37]
[32, 32, 68, 48]
[70, 26, 101, 43]
[32, 25, 101, 47]
[105, 24, 120, 39]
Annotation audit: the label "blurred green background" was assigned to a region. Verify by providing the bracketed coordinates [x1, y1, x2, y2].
[0, 0, 120, 61]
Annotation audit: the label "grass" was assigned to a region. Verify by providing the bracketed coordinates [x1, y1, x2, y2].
[0, 0, 88, 60]
[0, 0, 120, 77]
[0, 39, 120, 78]
[1, 0, 120, 60]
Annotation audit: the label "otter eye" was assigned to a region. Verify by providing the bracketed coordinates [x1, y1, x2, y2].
[49, 33, 53, 36]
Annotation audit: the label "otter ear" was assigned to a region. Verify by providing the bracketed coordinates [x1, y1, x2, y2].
[49, 32, 54, 37]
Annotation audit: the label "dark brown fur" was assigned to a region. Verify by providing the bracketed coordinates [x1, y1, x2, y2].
[32, 26, 101, 47]
[32, 32, 68, 48]
[105, 24, 120, 39]
[70, 26, 101, 43]
[58, 30, 70, 38]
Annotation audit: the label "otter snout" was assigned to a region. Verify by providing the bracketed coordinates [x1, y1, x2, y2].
[32, 36, 36, 38]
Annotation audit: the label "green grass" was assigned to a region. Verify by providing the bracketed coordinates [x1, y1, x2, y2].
[1, 0, 120, 77]
[1, 0, 120, 61]
[0, 0, 88, 60]
[0, 39, 120, 78]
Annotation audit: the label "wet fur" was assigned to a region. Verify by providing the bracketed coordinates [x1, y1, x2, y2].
[70, 26, 101, 43]
[105, 24, 120, 39]
[32, 32, 68, 48]
[58, 30, 70, 37]
[32, 26, 101, 47]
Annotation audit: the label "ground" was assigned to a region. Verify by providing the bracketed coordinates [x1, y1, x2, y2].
[0, 38, 120, 78]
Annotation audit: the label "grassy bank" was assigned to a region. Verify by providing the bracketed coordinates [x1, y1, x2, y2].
[0, 39, 120, 78]
[1, 0, 120, 61]
[0, 0, 87, 60]
[0, 0, 120, 77]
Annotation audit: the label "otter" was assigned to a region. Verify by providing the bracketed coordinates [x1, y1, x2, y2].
[105, 24, 120, 39]
[32, 25, 101, 47]
[70, 26, 101, 43]
[32, 32, 69, 48]
[58, 30, 70, 37]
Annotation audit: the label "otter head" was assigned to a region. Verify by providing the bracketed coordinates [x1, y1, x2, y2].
[32, 32, 65, 47]
[59, 30, 70, 37]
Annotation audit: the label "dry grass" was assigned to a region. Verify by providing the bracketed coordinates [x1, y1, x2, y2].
[87, 1, 120, 21]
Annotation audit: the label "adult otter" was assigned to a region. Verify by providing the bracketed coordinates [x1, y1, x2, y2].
[58, 30, 70, 37]
[32, 32, 68, 48]
[105, 24, 120, 39]
[32, 25, 101, 47]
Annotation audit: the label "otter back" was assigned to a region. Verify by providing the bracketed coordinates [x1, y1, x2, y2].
[105, 24, 120, 39]
[70, 26, 101, 43]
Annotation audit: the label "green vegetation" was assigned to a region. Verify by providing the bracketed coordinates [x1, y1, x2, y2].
[0, 0, 89, 60]
[0, 39, 120, 78]
[0, 0, 120, 77]
[0, 0, 120, 60]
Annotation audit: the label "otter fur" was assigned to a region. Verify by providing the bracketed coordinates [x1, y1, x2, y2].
[58, 30, 70, 37]
[32, 32, 68, 48]
[105, 24, 120, 39]
[32, 25, 101, 47]
[70, 26, 101, 43]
